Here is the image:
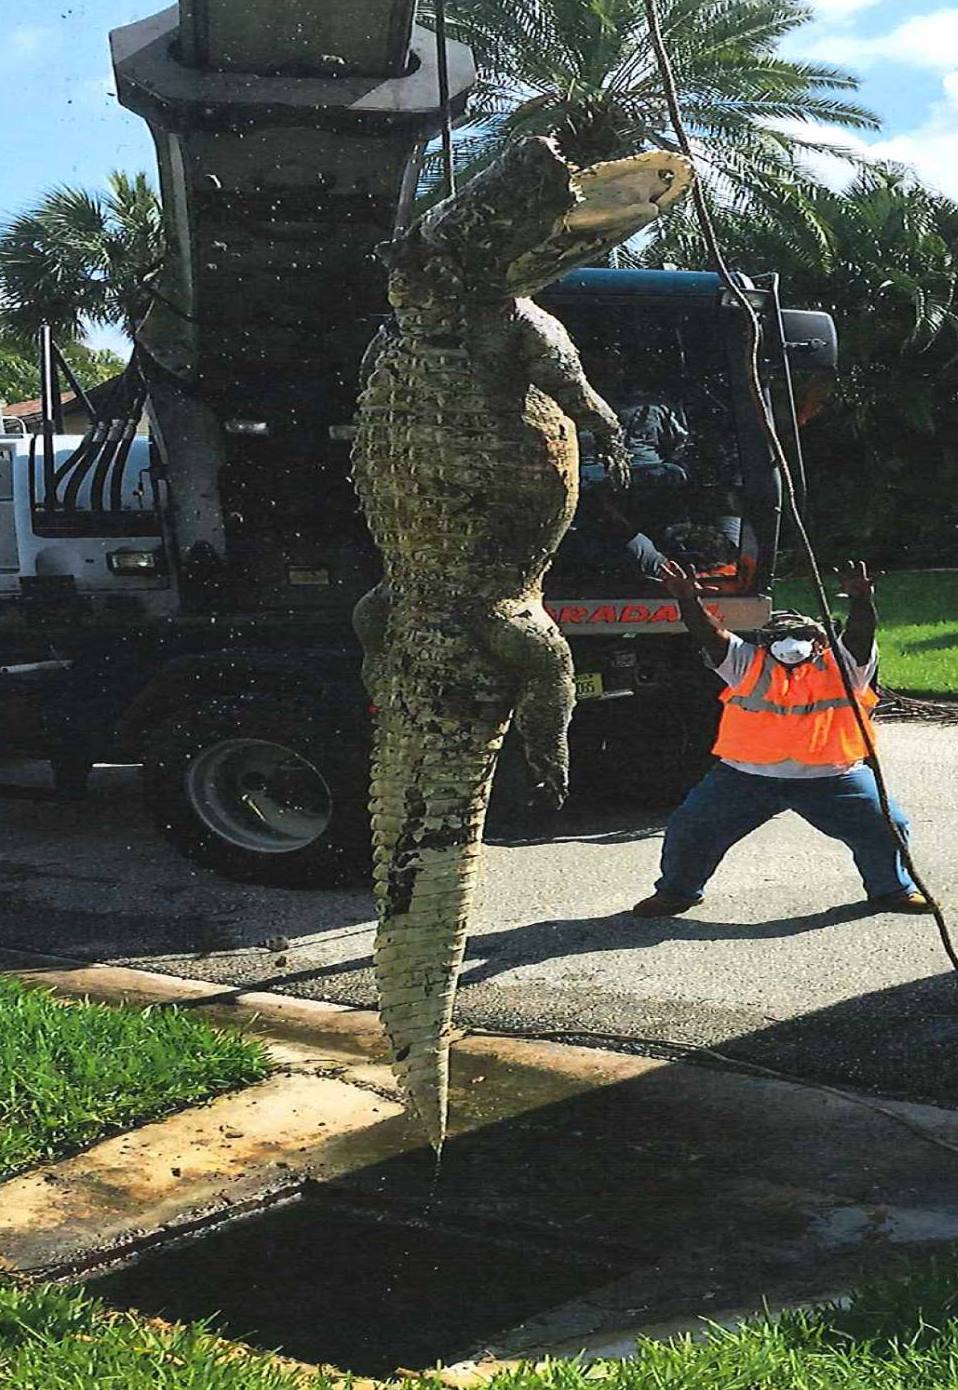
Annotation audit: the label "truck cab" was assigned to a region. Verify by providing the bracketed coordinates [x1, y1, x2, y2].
[536, 267, 837, 800]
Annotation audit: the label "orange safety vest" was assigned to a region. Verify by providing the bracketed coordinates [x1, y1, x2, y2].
[713, 645, 878, 765]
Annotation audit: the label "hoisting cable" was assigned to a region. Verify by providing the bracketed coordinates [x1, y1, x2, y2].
[642, 0, 958, 974]
[434, 0, 456, 200]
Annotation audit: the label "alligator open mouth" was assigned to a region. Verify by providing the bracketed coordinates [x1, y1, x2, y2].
[502, 141, 694, 295]
[565, 150, 693, 236]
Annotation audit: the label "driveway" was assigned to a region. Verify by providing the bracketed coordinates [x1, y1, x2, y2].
[0, 721, 956, 1104]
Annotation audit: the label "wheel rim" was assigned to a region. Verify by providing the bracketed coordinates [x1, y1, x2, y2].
[185, 738, 333, 855]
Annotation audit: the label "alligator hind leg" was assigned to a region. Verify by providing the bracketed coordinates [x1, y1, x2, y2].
[478, 606, 575, 808]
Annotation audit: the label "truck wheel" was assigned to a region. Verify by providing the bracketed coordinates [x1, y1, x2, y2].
[569, 690, 719, 809]
[141, 698, 371, 887]
[624, 694, 719, 806]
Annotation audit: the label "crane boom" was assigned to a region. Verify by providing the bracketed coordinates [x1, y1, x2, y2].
[110, 1, 474, 584]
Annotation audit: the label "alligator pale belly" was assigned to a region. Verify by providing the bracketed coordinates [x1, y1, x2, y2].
[352, 344, 577, 1149]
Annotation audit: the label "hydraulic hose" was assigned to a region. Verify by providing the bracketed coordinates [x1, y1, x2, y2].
[643, 0, 957, 972]
[55, 362, 132, 507]
[108, 401, 145, 512]
[89, 417, 126, 513]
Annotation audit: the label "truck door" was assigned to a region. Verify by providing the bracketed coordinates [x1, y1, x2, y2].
[0, 441, 19, 574]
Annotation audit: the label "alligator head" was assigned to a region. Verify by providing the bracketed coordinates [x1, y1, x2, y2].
[415, 135, 693, 296]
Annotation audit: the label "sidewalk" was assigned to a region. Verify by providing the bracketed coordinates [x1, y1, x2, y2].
[4, 944, 958, 1374]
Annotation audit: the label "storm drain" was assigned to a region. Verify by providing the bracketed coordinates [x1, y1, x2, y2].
[89, 1193, 630, 1376]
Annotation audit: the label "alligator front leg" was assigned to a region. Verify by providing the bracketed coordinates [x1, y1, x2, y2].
[519, 299, 632, 489]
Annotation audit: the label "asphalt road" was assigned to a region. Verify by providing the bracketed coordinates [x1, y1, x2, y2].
[1, 721, 957, 1105]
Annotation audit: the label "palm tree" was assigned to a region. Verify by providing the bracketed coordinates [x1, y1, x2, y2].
[0, 172, 163, 344]
[642, 164, 958, 359]
[0, 337, 126, 405]
[641, 165, 958, 565]
[422, 0, 879, 218]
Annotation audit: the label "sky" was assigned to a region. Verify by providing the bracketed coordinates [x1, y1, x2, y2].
[2, 0, 956, 352]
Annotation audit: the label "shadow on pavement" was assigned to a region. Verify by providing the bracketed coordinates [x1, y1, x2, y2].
[458, 901, 875, 986]
[91, 976, 958, 1374]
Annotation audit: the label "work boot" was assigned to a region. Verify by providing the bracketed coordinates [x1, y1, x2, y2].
[869, 890, 935, 914]
[631, 893, 702, 918]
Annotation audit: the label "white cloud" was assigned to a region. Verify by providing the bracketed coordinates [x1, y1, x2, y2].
[766, 117, 875, 189]
[768, 69, 958, 200]
[811, 0, 882, 18]
[807, 8, 958, 70]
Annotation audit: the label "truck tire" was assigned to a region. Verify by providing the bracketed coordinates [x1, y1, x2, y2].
[569, 689, 719, 809]
[141, 696, 371, 888]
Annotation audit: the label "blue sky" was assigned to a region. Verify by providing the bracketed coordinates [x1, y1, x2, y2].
[3, 1, 956, 351]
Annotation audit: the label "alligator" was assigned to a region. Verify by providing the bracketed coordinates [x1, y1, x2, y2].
[351, 136, 693, 1148]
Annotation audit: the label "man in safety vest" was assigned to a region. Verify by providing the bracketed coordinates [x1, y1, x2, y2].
[632, 558, 931, 917]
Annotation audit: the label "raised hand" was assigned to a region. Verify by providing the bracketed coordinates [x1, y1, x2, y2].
[835, 559, 882, 597]
[658, 558, 700, 599]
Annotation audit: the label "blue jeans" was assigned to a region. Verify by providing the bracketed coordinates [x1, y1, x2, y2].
[656, 762, 916, 902]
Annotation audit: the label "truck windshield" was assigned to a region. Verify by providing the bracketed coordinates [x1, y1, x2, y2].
[546, 302, 757, 597]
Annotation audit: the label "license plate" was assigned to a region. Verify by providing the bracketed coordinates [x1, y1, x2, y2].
[575, 672, 604, 700]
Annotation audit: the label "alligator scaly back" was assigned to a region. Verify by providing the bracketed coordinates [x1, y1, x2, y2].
[351, 137, 693, 1148]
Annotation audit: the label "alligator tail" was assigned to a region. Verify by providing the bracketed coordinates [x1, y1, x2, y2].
[370, 700, 507, 1150]
[355, 591, 574, 1149]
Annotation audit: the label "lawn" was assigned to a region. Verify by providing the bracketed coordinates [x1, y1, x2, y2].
[0, 1285, 318, 1388]
[483, 1255, 958, 1390]
[776, 570, 958, 698]
[6, 1255, 958, 1388]
[0, 976, 270, 1180]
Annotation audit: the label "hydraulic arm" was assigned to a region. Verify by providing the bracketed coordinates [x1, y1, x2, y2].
[110, 0, 474, 591]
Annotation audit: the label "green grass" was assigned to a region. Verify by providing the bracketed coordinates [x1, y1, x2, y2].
[0, 976, 270, 1180]
[0, 1285, 319, 1388]
[480, 1254, 958, 1390]
[7, 1255, 958, 1388]
[776, 570, 958, 698]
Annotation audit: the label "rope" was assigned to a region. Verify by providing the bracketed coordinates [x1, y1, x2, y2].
[642, 0, 958, 973]
[434, 0, 456, 199]
[463, 1024, 958, 1161]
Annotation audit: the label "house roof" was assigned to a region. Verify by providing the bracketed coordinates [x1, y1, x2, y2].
[2, 376, 125, 431]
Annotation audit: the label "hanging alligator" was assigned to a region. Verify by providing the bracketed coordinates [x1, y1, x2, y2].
[351, 135, 693, 1148]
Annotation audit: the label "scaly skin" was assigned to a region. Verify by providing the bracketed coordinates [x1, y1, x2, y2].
[351, 137, 692, 1148]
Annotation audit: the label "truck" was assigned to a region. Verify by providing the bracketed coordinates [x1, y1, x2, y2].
[0, 0, 837, 887]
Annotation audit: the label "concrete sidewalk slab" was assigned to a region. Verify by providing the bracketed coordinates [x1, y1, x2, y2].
[0, 1068, 404, 1279]
[4, 946, 958, 1367]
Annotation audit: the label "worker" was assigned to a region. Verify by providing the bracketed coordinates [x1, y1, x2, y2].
[631, 558, 933, 917]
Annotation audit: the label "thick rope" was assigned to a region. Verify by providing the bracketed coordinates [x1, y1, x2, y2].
[642, 0, 958, 972]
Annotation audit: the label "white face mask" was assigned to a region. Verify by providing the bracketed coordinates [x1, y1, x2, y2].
[769, 637, 815, 666]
